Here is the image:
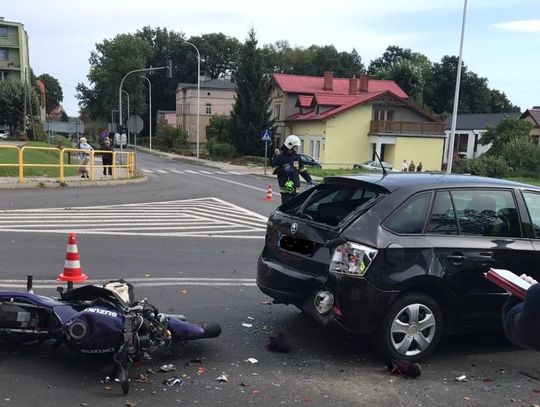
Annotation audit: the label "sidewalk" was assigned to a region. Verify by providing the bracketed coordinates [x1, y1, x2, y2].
[0, 147, 275, 189]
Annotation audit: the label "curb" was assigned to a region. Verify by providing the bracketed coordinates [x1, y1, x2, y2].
[0, 175, 148, 189]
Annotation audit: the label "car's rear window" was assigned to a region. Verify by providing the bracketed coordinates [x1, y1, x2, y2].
[279, 182, 383, 226]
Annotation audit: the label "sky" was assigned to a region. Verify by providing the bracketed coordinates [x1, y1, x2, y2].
[3, 0, 540, 116]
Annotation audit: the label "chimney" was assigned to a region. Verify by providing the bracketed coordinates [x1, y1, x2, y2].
[323, 71, 334, 91]
[359, 73, 369, 92]
[348, 78, 359, 95]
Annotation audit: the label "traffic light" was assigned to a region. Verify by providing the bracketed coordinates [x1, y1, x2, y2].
[165, 59, 173, 79]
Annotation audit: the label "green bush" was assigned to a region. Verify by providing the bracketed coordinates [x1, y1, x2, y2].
[468, 155, 510, 178]
[209, 142, 236, 158]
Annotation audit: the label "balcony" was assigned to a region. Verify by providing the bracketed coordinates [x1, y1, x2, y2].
[370, 120, 445, 135]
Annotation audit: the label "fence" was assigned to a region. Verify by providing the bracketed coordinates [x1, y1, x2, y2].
[0, 145, 136, 183]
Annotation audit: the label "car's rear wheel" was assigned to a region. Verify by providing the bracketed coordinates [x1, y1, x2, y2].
[374, 293, 443, 362]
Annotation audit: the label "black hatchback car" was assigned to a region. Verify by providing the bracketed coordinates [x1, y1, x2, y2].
[257, 173, 540, 361]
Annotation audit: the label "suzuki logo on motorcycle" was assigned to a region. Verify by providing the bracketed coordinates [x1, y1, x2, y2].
[81, 347, 116, 354]
[84, 308, 118, 318]
[290, 223, 298, 235]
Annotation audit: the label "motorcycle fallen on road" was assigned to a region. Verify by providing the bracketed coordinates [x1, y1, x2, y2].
[0, 277, 221, 395]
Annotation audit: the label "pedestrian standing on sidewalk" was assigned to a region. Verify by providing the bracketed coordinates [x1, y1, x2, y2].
[101, 138, 114, 176]
[272, 135, 315, 204]
[78, 137, 93, 178]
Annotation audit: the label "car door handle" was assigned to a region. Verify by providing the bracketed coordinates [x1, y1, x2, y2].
[478, 252, 493, 258]
[446, 255, 467, 264]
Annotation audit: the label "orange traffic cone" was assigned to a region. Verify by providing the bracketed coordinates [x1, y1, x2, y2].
[57, 232, 88, 282]
[265, 185, 273, 202]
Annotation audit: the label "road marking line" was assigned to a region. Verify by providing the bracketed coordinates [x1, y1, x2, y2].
[199, 170, 213, 174]
[169, 169, 184, 174]
[155, 169, 168, 174]
[227, 171, 243, 175]
[184, 170, 198, 174]
[141, 169, 154, 173]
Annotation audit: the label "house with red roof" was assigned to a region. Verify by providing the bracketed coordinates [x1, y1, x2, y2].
[270, 71, 446, 170]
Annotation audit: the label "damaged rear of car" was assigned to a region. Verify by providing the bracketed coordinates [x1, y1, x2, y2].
[257, 175, 393, 332]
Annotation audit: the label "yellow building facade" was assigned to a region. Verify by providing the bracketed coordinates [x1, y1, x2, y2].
[289, 102, 445, 172]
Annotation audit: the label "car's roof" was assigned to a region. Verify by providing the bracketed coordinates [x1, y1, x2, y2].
[324, 173, 540, 192]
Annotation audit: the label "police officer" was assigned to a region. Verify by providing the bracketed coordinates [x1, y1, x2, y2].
[272, 135, 314, 204]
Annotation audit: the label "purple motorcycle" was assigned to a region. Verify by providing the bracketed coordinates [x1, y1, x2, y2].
[0, 277, 221, 395]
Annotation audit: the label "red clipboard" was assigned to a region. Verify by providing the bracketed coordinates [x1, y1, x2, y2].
[485, 268, 532, 300]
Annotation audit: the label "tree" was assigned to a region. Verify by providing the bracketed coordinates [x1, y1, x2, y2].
[187, 33, 241, 79]
[480, 116, 533, 156]
[489, 89, 521, 113]
[206, 115, 231, 144]
[76, 33, 153, 121]
[0, 80, 25, 131]
[229, 29, 273, 156]
[37, 73, 63, 114]
[368, 45, 412, 75]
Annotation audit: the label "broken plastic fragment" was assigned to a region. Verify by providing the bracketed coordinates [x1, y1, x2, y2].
[245, 358, 258, 364]
[242, 322, 253, 328]
[215, 373, 229, 382]
[159, 364, 176, 372]
[455, 375, 467, 382]
[163, 377, 183, 387]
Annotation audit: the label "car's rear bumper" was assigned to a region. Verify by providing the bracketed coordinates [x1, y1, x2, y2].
[257, 255, 325, 304]
[257, 254, 399, 334]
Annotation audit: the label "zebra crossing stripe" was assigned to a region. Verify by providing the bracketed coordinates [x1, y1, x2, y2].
[155, 169, 169, 174]
[169, 169, 184, 174]
[199, 170, 213, 174]
[228, 171, 243, 175]
[214, 171, 228, 175]
[0, 198, 267, 239]
[184, 170, 198, 174]
[142, 169, 154, 173]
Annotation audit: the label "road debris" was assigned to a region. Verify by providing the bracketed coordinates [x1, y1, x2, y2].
[387, 360, 422, 378]
[455, 375, 468, 382]
[163, 377, 183, 387]
[242, 322, 253, 328]
[197, 367, 206, 375]
[245, 358, 258, 364]
[520, 371, 540, 382]
[215, 373, 229, 382]
[159, 364, 176, 372]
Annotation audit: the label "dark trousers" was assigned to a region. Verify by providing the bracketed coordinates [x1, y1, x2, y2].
[102, 157, 112, 175]
[280, 192, 297, 204]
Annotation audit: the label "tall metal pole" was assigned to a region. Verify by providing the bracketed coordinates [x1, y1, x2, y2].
[446, 0, 468, 174]
[184, 41, 201, 160]
[121, 90, 130, 145]
[140, 76, 152, 150]
[118, 66, 168, 136]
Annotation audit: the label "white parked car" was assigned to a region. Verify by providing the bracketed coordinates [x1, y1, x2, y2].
[353, 160, 400, 172]
[0, 132, 8, 140]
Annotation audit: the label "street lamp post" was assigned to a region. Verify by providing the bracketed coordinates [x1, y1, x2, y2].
[446, 0, 468, 174]
[184, 41, 201, 160]
[140, 75, 152, 150]
[121, 90, 130, 146]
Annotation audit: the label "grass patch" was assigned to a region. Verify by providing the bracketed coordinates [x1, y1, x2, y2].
[506, 177, 540, 187]
[0, 141, 80, 177]
[308, 167, 365, 177]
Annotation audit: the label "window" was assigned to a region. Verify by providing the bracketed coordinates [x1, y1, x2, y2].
[453, 133, 468, 155]
[0, 49, 8, 61]
[374, 109, 395, 121]
[384, 192, 431, 234]
[273, 104, 281, 120]
[205, 103, 212, 115]
[281, 183, 382, 226]
[451, 189, 520, 237]
[523, 192, 540, 237]
[426, 191, 458, 234]
[0, 27, 7, 38]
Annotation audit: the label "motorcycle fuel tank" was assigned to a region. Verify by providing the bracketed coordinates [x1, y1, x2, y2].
[64, 306, 124, 354]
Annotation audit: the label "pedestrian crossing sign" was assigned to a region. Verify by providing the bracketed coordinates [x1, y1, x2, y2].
[260, 130, 272, 142]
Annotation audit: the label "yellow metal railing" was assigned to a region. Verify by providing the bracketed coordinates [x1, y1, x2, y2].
[0, 145, 136, 183]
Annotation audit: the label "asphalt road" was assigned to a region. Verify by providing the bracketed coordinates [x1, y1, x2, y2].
[0, 151, 539, 407]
